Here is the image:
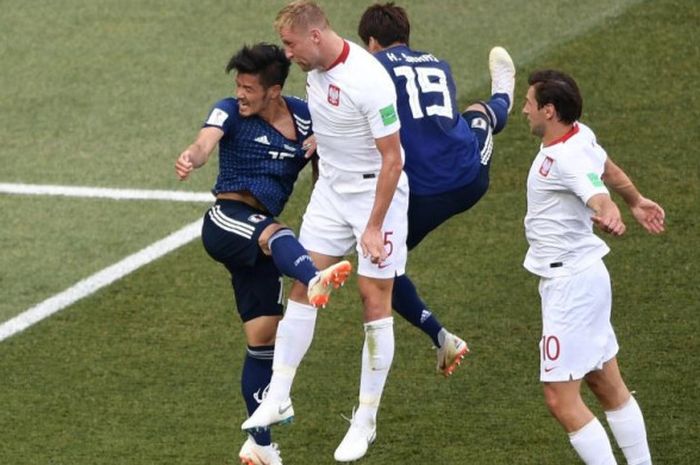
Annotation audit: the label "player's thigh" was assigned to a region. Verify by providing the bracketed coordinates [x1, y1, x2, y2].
[538, 260, 619, 382]
[201, 200, 278, 267]
[299, 180, 356, 257]
[227, 256, 285, 323]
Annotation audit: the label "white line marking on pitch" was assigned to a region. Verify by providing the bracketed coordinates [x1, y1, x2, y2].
[0, 182, 213, 202]
[0, 219, 203, 342]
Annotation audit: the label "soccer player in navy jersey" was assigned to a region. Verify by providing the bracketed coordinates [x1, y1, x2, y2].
[175, 43, 351, 465]
[358, 3, 516, 376]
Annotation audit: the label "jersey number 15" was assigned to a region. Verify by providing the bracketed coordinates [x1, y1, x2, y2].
[393, 65, 453, 120]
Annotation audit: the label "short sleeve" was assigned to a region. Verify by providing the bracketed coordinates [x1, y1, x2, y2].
[555, 144, 609, 204]
[203, 98, 238, 135]
[358, 64, 401, 140]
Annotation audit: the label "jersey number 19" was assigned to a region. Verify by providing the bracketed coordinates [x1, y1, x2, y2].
[393, 66, 453, 120]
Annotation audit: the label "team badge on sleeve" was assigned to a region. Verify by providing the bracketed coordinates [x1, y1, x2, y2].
[380, 104, 398, 126]
[586, 172, 605, 187]
[206, 108, 229, 127]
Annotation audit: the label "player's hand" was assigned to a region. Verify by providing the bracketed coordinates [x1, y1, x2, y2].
[302, 135, 317, 159]
[360, 227, 388, 264]
[630, 196, 665, 234]
[175, 151, 194, 180]
[591, 213, 626, 236]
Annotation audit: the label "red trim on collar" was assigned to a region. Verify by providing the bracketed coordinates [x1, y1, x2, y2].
[544, 123, 579, 147]
[327, 41, 350, 70]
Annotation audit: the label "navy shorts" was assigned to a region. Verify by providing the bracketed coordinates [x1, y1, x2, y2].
[201, 199, 284, 322]
[406, 110, 493, 250]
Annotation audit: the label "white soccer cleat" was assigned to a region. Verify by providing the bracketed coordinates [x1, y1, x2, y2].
[307, 260, 352, 308]
[241, 398, 294, 432]
[238, 437, 283, 465]
[333, 411, 377, 462]
[489, 46, 516, 112]
[436, 332, 470, 377]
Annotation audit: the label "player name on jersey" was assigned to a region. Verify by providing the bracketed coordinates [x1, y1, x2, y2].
[384, 51, 439, 64]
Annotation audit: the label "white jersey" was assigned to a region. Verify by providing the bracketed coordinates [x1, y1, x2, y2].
[524, 122, 611, 278]
[307, 40, 406, 191]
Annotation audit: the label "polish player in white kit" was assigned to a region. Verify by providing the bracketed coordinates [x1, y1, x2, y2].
[242, 1, 409, 462]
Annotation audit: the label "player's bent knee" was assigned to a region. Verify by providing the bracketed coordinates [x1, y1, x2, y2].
[259, 223, 288, 254]
[243, 315, 281, 346]
[464, 102, 488, 114]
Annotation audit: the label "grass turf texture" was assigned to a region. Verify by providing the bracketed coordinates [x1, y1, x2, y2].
[1, 0, 698, 464]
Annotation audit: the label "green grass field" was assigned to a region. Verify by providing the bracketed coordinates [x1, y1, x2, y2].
[1, 0, 698, 464]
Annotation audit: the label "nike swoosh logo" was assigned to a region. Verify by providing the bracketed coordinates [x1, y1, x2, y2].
[544, 366, 558, 373]
[278, 403, 292, 415]
[377, 262, 390, 269]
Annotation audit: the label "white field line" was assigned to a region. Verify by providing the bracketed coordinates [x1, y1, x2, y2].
[0, 182, 213, 202]
[1, 182, 212, 342]
[0, 219, 203, 342]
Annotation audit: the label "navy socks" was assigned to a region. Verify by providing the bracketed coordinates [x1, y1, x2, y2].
[392, 274, 443, 347]
[268, 228, 317, 285]
[241, 345, 274, 445]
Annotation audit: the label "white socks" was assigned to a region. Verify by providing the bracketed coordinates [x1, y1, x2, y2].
[606, 396, 652, 465]
[355, 317, 394, 426]
[267, 299, 317, 402]
[569, 418, 617, 465]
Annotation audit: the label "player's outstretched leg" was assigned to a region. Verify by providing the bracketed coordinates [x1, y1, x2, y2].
[239, 436, 283, 465]
[476, 46, 516, 135]
[489, 46, 515, 112]
[307, 260, 352, 308]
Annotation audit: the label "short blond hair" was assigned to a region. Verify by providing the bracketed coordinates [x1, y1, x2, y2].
[275, 0, 329, 32]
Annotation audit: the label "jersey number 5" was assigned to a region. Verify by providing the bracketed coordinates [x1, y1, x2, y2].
[393, 66, 453, 119]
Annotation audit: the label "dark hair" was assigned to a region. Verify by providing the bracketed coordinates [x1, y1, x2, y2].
[225, 43, 291, 89]
[358, 2, 410, 47]
[527, 69, 583, 124]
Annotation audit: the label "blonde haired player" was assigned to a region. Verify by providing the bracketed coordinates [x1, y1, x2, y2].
[242, 1, 408, 462]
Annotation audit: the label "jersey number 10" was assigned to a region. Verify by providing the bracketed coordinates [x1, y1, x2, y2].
[393, 66, 453, 119]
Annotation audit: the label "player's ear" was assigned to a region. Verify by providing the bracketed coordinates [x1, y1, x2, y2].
[267, 84, 282, 99]
[310, 28, 322, 44]
[367, 37, 382, 53]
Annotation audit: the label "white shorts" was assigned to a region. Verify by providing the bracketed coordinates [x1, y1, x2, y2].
[538, 259, 619, 382]
[299, 173, 408, 279]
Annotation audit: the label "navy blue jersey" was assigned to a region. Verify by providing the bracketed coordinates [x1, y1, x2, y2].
[374, 45, 481, 195]
[203, 96, 312, 216]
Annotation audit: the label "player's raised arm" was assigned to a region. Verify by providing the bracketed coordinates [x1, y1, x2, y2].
[602, 157, 665, 234]
[175, 126, 223, 180]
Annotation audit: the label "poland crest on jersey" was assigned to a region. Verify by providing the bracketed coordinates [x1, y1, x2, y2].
[327, 84, 340, 106]
[539, 156, 554, 177]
